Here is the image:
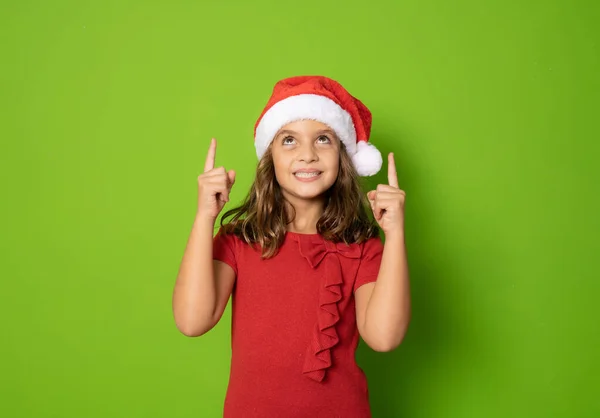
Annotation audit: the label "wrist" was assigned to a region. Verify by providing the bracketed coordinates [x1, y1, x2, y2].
[384, 228, 405, 241]
[194, 212, 217, 228]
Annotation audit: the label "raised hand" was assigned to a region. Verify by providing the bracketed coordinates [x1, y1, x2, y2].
[197, 138, 236, 220]
[367, 152, 406, 236]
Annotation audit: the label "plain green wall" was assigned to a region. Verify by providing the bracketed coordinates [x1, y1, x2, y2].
[1, 0, 598, 417]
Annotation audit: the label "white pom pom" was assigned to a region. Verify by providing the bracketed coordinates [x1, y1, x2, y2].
[352, 141, 383, 176]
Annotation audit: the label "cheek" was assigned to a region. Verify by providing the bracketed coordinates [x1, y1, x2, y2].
[272, 163, 284, 183]
[272, 154, 291, 180]
[323, 153, 340, 182]
[324, 151, 340, 171]
[328, 166, 340, 183]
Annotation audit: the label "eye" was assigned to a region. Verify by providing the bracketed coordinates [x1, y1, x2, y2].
[317, 135, 331, 144]
[282, 136, 296, 145]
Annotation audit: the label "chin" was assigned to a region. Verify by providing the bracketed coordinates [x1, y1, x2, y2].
[286, 184, 335, 201]
[295, 190, 329, 200]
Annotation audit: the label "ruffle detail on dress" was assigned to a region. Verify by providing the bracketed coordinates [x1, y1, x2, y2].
[301, 256, 343, 382]
[292, 234, 362, 382]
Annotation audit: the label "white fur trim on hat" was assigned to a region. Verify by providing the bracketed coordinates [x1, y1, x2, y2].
[255, 94, 357, 158]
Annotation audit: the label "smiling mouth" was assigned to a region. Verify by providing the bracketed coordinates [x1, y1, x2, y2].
[294, 171, 322, 178]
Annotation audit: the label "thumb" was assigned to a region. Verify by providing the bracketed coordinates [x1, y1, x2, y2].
[227, 170, 236, 188]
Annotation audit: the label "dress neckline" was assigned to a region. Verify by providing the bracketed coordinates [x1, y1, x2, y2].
[286, 230, 321, 238]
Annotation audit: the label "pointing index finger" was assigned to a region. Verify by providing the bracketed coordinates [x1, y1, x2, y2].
[204, 138, 216, 172]
[388, 152, 399, 188]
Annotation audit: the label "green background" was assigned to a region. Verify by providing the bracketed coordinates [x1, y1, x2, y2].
[1, 0, 598, 417]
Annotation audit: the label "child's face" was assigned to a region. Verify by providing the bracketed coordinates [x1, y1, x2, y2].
[271, 119, 340, 204]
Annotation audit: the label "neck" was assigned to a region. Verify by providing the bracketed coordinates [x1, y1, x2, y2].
[284, 195, 326, 234]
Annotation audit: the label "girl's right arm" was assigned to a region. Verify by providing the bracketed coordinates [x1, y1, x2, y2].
[172, 138, 236, 337]
[172, 215, 235, 337]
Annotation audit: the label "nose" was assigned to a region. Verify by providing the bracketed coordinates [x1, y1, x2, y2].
[297, 141, 318, 163]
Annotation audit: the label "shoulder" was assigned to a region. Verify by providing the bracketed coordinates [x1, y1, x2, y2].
[213, 225, 258, 252]
[213, 226, 243, 251]
[360, 234, 384, 259]
[214, 224, 249, 241]
[214, 225, 235, 240]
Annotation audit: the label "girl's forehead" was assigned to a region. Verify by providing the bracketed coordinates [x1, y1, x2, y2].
[280, 119, 334, 132]
[275, 121, 339, 142]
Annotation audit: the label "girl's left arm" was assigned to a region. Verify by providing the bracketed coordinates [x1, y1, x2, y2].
[355, 231, 411, 352]
[356, 152, 411, 352]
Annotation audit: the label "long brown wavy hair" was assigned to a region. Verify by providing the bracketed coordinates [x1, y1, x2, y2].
[219, 140, 380, 258]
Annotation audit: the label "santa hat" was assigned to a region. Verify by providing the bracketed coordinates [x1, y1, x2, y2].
[253, 76, 383, 176]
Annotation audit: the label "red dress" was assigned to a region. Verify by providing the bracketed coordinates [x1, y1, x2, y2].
[212, 228, 384, 418]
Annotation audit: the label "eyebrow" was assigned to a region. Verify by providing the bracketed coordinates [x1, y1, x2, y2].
[316, 129, 336, 136]
[276, 129, 336, 137]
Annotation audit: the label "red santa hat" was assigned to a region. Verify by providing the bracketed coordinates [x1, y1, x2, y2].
[253, 76, 383, 176]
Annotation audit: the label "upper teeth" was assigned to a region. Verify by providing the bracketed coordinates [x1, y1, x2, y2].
[295, 172, 320, 178]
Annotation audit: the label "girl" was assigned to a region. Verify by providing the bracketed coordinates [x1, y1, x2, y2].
[173, 76, 411, 418]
